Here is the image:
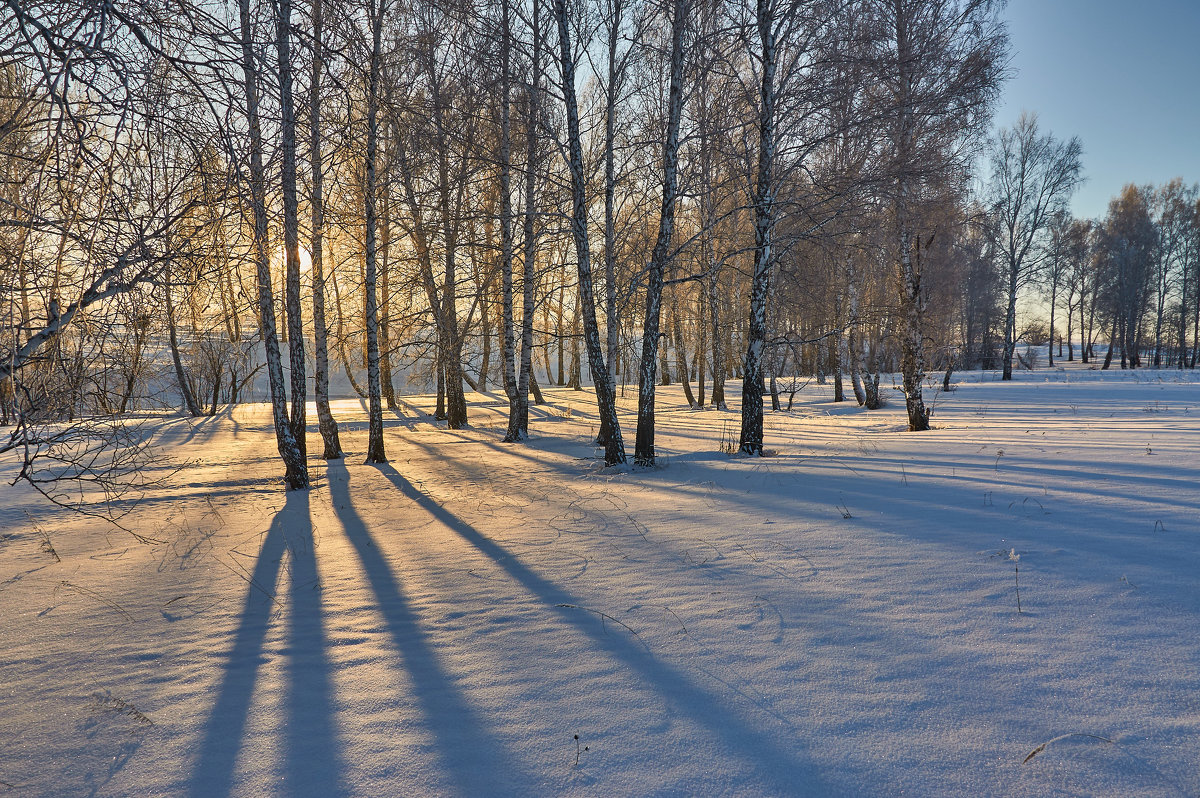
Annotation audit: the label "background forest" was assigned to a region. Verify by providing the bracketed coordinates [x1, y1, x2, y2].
[2, 0, 1198, 495]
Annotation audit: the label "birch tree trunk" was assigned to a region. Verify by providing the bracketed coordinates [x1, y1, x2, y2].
[499, 0, 521, 441]
[897, 230, 931, 430]
[165, 283, 202, 417]
[599, 0, 624, 446]
[555, 0, 625, 465]
[738, 0, 776, 455]
[379, 183, 397, 409]
[309, 0, 342, 458]
[277, 0, 307, 459]
[708, 270, 726, 408]
[1001, 257, 1018, 380]
[240, 0, 307, 487]
[696, 288, 706, 406]
[891, 4, 929, 431]
[846, 260, 866, 405]
[363, 0, 387, 463]
[633, 0, 686, 466]
[515, 0, 542, 438]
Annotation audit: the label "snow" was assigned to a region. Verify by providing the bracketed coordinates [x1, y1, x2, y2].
[2, 365, 1199, 797]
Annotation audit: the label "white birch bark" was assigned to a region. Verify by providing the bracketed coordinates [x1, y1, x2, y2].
[239, 0, 307, 487]
[633, 0, 686, 466]
[363, 0, 386, 463]
[554, 0, 625, 465]
[738, 0, 776, 455]
[277, 0, 307, 458]
[309, 0, 342, 458]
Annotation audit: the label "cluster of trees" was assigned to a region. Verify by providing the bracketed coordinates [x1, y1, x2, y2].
[996, 177, 1200, 374]
[968, 112, 1200, 378]
[21, 0, 1191, 498]
[1, 0, 1013, 492]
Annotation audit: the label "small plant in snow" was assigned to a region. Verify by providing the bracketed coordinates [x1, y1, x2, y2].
[26, 513, 61, 563]
[573, 734, 588, 767]
[719, 420, 737, 455]
[38, 530, 61, 563]
[1009, 549, 1022, 614]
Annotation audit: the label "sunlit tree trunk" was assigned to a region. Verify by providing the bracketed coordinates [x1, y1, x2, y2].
[598, 0, 624, 446]
[277, 0, 308, 459]
[633, 0, 686, 466]
[515, 0, 543, 438]
[363, 0, 387, 463]
[379, 183, 397, 409]
[239, 0, 307, 487]
[672, 301, 695, 407]
[165, 283, 202, 417]
[309, 0, 342, 458]
[739, 0, 776, 455]
[554, 0, 625, 465]
[499, 0, 521, 441]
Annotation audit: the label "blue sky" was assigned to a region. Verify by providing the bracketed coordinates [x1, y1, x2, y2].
[992, 0, 1200, 220]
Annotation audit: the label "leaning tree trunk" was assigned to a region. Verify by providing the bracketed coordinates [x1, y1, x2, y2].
[672, 303, 695, 407]
[239, 0, 306, 488]
[164, 284, 203, 418]
[332, 273, 368, 400]
[555, 0, 625, 465]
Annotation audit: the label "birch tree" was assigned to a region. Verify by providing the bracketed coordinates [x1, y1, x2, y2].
[238, 0, 308, 486]
[987, 112, 1082, 379]
[309, 0, 343, 458]
[633, 0, 687, 466]
[553, 0, 626, 465]
[362, 0, 387, 463]
[867, 0, 1005, 431]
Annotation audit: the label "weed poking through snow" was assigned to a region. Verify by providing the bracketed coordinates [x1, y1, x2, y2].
[573, 734, 589, 768]
[1009, 549, 1022, 614]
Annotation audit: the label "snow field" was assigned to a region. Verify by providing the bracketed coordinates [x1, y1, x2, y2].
[1, 366, 1198, 796]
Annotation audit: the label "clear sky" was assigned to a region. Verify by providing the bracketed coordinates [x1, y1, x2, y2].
[993, 0, 1200, 221]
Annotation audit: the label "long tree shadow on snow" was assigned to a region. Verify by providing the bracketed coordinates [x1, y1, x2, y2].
[188, 490, 345, 798]
[372, 461, 833, 794]
[326, 459, 532, 794]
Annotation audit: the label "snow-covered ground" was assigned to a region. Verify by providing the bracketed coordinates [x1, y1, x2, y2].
[2, 365, 1199, 797]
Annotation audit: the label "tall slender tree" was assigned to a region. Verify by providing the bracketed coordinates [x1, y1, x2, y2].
[309, 0, 343, 458]
[363, 0, 387, 463]
[554, 0, 626, 465]
[238, 0, 308, 487]
[634, 0, 687, 466]
[987, 112, 1082, 380]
